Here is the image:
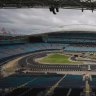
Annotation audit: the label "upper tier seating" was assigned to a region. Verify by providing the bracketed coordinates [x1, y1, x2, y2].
[64, 46, 96, 52]
[47, 38, 96, 43]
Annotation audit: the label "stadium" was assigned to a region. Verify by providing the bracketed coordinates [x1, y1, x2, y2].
[0, 30, 96, 96]
[1, 0, 96, 96]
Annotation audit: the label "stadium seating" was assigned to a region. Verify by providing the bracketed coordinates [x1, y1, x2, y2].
[1, 42, 96, 65]
[0, 74, 85, 89]
[59, 75, 84, 88]
[0, 43, 66, 64]
[0, 74, 85, 96]
[47, 38, 96, 43]
[0, 74, 62, 88]
[52, 88, 83, 96]
[90, 75, 96, 88]
[64, 45, 96, 52]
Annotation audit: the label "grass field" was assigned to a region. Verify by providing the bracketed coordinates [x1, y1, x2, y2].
[36, 53, 79, 64]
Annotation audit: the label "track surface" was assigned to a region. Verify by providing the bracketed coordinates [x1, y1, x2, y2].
[18, 51, 96, 72]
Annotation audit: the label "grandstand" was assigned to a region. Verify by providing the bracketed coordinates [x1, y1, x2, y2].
[1, 32, 96, 63]
[1, 31, 96, 96]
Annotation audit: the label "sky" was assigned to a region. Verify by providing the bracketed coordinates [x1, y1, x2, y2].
[0, 8, 96, 35]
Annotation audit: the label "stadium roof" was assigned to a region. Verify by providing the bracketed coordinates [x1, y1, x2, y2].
[0, 0, 96, 14]
[0, 0, 96, 10]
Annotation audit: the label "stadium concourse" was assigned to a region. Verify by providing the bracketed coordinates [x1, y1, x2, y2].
[1, 32, 96, 96]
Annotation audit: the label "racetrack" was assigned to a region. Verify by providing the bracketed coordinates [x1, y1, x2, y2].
[2, 50, 96, 77]
[18, 51, 93, 73]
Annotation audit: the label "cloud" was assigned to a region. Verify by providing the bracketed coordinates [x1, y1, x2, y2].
[0, 8, 96, 35]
